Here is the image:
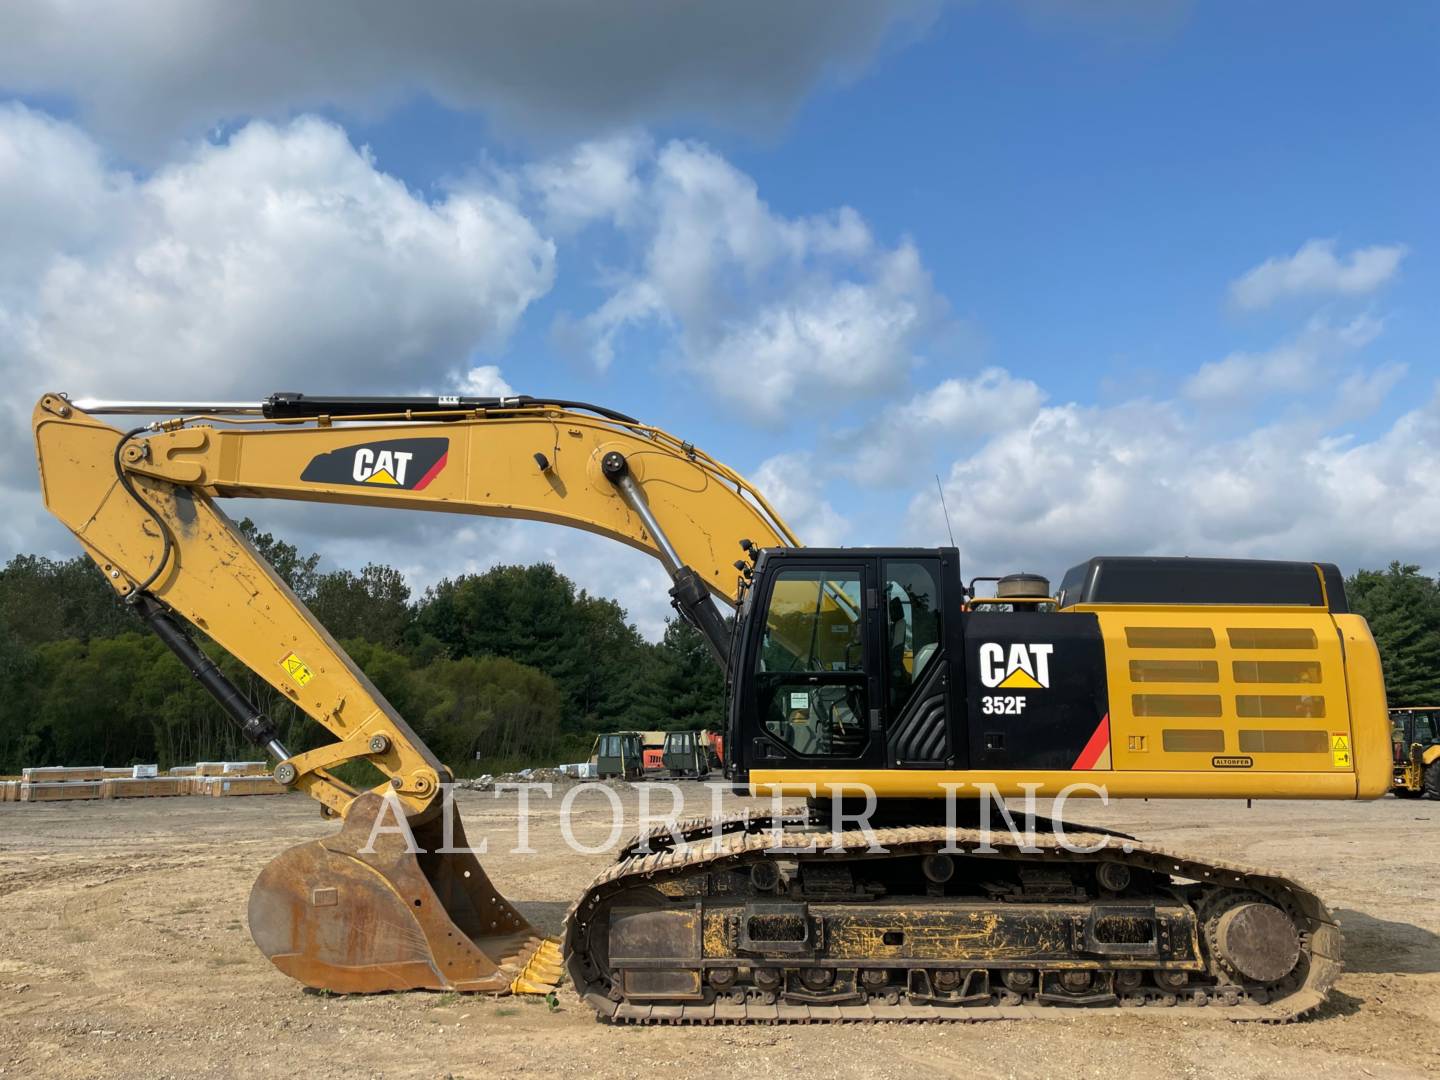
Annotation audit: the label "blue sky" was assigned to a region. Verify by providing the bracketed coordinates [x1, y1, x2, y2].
[1, 1, 1435, 636]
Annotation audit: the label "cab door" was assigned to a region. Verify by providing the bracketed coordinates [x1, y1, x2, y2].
[878, 555, 964, 769]
[741, 561, 886, 771]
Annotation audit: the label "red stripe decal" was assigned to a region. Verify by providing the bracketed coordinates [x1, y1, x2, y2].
[412, 451, 448, 491]
[1071, 713, 1110, 770]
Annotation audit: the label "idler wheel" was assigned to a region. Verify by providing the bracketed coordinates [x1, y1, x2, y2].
[1214, 902, 1301, 984]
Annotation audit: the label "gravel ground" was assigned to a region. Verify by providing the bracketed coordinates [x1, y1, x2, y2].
[0, 786, 1436, 1079]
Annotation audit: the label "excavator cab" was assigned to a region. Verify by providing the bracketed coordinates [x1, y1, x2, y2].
[730, 548, 963, 779]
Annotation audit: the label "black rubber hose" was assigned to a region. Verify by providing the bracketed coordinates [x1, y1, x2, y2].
[113, 425, 174, 599]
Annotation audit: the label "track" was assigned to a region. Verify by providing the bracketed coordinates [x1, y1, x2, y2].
[565, 812, 1340, 1024]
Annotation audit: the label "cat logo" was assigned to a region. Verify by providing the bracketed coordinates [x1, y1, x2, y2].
[300, 438, 449, 492]
[352, 447, 411, 486]
[978, 642, 1054, 690]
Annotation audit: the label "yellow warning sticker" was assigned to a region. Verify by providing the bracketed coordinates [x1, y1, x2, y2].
[1330, 732, 1351, 769]
[281, 652, 314, 687]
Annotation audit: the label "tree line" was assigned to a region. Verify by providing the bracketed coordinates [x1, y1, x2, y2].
[0, 520, 723, 777]
[3, 542, 1438, 778]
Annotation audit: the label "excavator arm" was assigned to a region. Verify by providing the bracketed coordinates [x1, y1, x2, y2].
[31, 390, 796, 994]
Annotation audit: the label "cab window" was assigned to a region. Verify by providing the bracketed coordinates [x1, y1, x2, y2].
[754, 567, 868, 758]
[882, 559, 943, 720]
[757, 569, 864, 673]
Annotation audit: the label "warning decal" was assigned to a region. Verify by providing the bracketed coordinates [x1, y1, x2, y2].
[1330, 732, 1351, 769]
[281, 652, 314, 687]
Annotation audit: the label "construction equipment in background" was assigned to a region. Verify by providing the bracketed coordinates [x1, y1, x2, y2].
[637, 731, 667, 772]
[699, 728, 724, 769]
[32, 390, 1391, 1020]
[1390, 707, 1440, 797]
[594, 732, 645, 781]
[659, 730, 710, 778]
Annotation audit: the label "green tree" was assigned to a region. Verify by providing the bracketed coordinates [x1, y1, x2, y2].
[0, 553, 132, 646]
[637, 618, 726, 731]
[236, 518, 321, 600]
[414, 564, 652, 732]
[311, 564, 412, 646]
[1347, 562, 1440, 705]
[416, 655, 564, 771]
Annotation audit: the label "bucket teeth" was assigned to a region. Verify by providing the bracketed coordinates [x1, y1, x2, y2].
[510, 937, 566, 995]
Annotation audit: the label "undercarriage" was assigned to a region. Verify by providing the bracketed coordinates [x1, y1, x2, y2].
[565, 811, 1339, 1023]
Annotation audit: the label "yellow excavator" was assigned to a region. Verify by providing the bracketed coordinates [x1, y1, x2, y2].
[31, 390, 1390, 1022]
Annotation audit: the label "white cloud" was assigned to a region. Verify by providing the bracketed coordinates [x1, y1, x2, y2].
[0, 108, 553, 406]
[0, 0, 937, 157]
[526, 132, 650, 233]
[910, 368, 1432, 584]
[751, 453, 850, 548]
[1183, 313, 1384, 406]
[1229, 239, 1407, 310]
[456, 366, 515, 398]
[0, 106, 558, 585]
[548, 138, 942, 419]
[844, 367, 1048, 486]
[0, 104, 123, 294]
[905, 367, 1047, 428]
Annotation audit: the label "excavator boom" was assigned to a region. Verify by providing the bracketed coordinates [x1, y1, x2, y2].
[31, 390, 793, 995]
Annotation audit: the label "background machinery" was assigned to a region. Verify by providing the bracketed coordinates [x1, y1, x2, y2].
[31, 390, 1391, 1021]
[592, 732, 646, 781]
[1389, 707, 1440, 797]
[659, 730, 710, 778]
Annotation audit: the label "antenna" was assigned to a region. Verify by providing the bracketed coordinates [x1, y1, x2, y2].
[935, 474, 956, 548]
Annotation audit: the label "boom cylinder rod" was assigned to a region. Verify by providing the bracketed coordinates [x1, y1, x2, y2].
[132, 594, 290, 762]
[65, 391, 641, 425]
[600, 450, 733, 672]
[68, 399, 265, 415]
[601, 452, 684, 575]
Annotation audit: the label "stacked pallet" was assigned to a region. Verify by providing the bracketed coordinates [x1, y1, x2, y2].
[195, 775, 286, 797]
[21, 766, 131, 783]
[20, 780, 103, 802]
[100, 776, 186, 799]
[10, 762, 285, 803]
[194, 761, 269, 777]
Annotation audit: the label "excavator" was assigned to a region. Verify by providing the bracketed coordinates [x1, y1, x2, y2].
[31, 390, 1390, 1022]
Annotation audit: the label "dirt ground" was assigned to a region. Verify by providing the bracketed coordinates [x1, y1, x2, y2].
[0, 785, 1436, 1080]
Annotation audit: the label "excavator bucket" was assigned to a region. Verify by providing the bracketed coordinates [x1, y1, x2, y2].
[247, 793, 563, 995]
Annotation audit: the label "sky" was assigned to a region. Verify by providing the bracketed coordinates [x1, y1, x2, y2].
[1, 1, 1436, 638]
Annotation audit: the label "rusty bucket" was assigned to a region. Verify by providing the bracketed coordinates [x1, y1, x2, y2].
[247, 792, 563, 994]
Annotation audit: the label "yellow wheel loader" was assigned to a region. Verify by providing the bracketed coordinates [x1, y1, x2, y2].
[1390, 707, 1440, 797]
[31, 390, 1390, 1021]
